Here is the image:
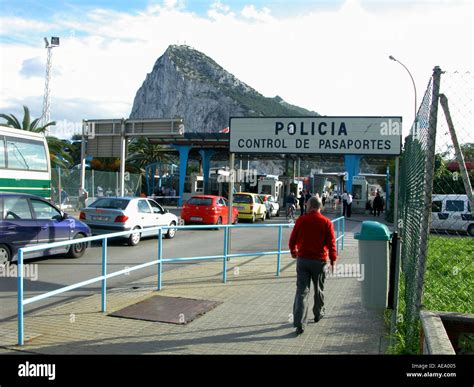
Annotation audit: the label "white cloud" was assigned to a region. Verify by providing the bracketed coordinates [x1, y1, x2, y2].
[0, 0, 472, 139]
[241, 5, 273, 22]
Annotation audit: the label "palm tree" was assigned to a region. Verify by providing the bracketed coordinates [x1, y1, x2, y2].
[127, 137, 176, 194]
[127, 137, 174, 171]
[0, 105, 56, 133]
[0, 105, 73, 168]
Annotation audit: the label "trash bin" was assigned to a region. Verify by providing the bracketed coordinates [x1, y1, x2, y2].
[354, 221, 391, 310]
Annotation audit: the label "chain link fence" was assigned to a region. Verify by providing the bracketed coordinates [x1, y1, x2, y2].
[51, 167, 142, 210]
[394, 67, 473, 353]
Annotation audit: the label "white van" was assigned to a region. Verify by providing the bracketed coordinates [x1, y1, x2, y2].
[431, 194, 473, 236]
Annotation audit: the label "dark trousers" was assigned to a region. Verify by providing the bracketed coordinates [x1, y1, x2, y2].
[347, 203, 352, 217]
[300, 205, 305, 216]
[293, 258, 326, 329]
[342, 200, 347, 216]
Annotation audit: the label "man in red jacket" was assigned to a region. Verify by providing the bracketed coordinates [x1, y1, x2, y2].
[289, 195, 337, 335]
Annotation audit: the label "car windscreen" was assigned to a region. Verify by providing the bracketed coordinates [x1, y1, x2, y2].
[234, 195, 252, 204]
[89, 198, 130, 210]
[187, 197, 213, 206]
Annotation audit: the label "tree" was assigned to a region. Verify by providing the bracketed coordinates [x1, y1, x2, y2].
[0, 105, 73, 169]
[0, 105, 55, 133]
[127, 137, 174, 171]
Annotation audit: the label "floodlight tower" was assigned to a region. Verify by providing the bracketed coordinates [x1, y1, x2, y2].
[41, 37, 60, 129]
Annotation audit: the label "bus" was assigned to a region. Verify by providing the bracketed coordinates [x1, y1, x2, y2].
[0, 127, 51, 199]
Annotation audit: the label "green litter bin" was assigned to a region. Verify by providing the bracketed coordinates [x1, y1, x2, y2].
[354, 221, 391, 310]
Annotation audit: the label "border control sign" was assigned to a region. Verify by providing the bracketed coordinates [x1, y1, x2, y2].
[229, 116, 402, 155]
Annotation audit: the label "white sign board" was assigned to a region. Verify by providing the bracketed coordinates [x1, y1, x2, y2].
[229, 116, 402, 155]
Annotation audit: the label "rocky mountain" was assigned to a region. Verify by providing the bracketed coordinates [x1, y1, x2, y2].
[130, 45, 318, 132]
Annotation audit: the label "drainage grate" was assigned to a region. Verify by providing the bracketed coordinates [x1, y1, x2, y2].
[109, 295, 222, 324]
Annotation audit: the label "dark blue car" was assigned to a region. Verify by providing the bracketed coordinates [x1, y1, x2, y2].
[0, 193, 91, 263]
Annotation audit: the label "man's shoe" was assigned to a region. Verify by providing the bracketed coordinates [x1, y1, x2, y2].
[295, 327, 304, 336]
[314, 315, 324, 323]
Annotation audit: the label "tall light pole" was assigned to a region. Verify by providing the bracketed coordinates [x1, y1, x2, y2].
[42, 37, 60, 130]
[389, 55, 417, 135]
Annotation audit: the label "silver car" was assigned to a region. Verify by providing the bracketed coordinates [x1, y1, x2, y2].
[80, 197, 178, 245]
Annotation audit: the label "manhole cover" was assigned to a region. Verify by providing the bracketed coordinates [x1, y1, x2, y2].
[109, 295, 221, 324]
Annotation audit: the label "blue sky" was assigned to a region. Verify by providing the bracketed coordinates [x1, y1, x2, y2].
[0, 0, 472, 140]
[0, 0, 345, 19]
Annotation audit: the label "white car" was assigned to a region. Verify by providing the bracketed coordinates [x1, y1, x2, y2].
[259, 194, 280, 217]
[80, 197, 178, 245]
[431, 194, 473, 236]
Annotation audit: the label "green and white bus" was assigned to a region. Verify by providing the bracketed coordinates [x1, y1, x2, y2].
[0, 127, 51, 199]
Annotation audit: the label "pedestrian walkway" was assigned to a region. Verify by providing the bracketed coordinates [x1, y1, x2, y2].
[0, 233, 388, 355]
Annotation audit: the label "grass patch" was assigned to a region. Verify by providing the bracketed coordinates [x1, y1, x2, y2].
[424, 236, 474, 314]
[388, 235, 473, 354]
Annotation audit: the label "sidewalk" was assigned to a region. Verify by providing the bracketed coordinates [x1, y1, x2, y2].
[0, 233, 388, 355]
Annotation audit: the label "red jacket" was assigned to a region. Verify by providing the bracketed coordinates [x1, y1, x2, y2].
[289, 211, 337, 263]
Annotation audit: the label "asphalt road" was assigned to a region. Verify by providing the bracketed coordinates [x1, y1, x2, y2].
[0, 216, 302, 322]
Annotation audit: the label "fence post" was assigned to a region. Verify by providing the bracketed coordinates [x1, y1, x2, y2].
[101, 238, 107, 313]
[158, 228, 163, 290]
[17, 249, 24, 346]
[411, 67, 442, 340]
[222, 227, 228, 283]
[276, 224, 283, 276]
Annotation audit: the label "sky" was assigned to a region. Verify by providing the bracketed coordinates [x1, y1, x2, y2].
[0, 0, 472, 139]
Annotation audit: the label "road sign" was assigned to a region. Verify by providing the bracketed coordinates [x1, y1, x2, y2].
[229, 116, 402, 155]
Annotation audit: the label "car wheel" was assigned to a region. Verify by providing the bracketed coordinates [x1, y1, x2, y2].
[214, 217, 222, 231]
[128, 227, 141, 246]
[468, 224, 474, 237]
[166, 221, 177, 239]
[67, 234, 87, 258]
[0, 244, 12, 265]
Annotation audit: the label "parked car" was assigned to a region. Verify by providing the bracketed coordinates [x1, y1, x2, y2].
[80, 197, 178, 245]
[0, 193, 91, 263]
[431, 194, 473, 236]
[181, 195, 238, 225]
[258, 194, 280, 217]
[233, 193, 266, 223]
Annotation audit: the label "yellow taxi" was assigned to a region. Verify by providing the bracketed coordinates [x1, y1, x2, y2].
[233, 192, 267, 223]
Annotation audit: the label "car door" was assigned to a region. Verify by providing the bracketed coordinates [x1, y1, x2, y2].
[445, 199, 466, 232]
[148, 199, 168, 228]
[255, 195, 264, 217]
[431, 200, 443, 229]
[137, 199, 155, 236]
[217, 198, 228, 223]
[30, 198, 72, 255]
[2, 196, 40, 258]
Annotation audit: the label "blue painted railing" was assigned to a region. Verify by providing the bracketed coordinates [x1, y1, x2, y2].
[16, 217, 344, 345]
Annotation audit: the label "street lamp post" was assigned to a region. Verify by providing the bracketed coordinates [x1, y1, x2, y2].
[389, 55, 418, 135]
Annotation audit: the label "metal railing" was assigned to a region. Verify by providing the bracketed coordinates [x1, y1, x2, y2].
[16, 216, 345, 345]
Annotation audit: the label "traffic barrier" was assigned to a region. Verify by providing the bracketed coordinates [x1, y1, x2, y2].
[17, 217, 344, 345]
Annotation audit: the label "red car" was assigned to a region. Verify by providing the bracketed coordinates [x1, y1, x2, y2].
[181, 195, 239, 225]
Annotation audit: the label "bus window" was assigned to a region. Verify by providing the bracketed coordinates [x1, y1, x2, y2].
[6, 138, 48, 171]
[446, 200, 465, 212]
[0, 137, 5, 168]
